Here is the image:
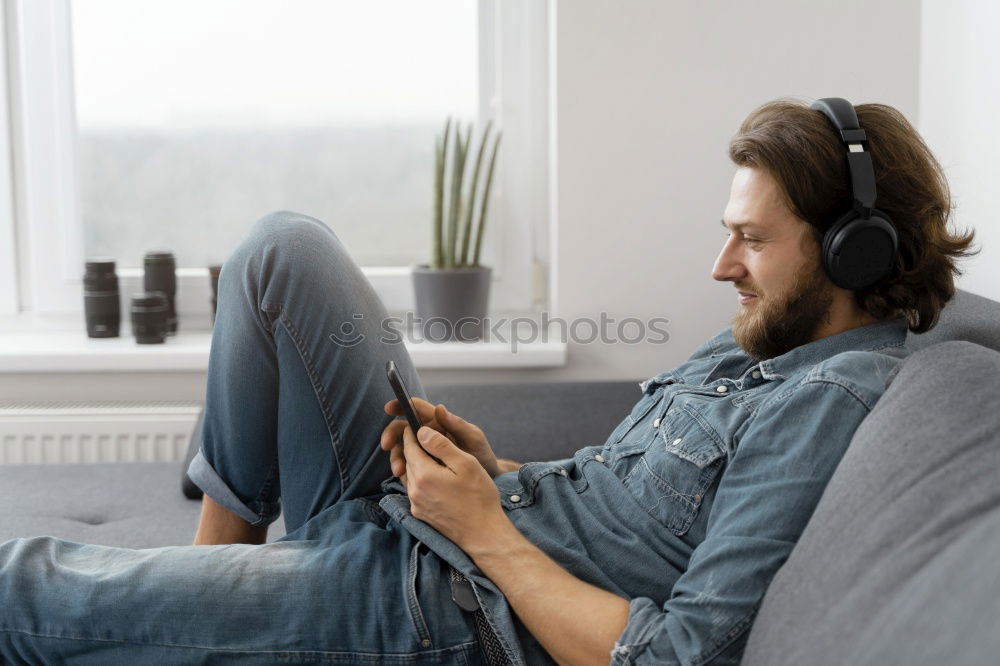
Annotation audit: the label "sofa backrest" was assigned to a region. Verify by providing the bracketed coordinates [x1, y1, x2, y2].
[907, 288, 1000, 352]
[741, 289, 1000, 664]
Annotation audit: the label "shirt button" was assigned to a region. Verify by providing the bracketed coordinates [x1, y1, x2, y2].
[421, 639, 431, 648]
[693, 494, 702, 503]
[752, 370, 762, 379]
[652, 418, 660, 428]
[672, 438, 683, 446]
[594, 454, 606, 463]
[509, 494, 521, 503]
[716, 385, 729, 393]
[559, 468, 568, 476]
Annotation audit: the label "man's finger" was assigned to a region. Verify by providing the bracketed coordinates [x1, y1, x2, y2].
[435, 404, 483, 440]
[390, 443, 405, 477]
[380, 419, 406, 449]
[384, 396, 437, 423]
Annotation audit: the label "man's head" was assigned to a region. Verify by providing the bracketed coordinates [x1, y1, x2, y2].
[715, 167, 841, 360]
[714, 98, 976, 360]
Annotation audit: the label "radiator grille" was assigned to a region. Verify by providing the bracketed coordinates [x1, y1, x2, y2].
[0, 401, 202, 464]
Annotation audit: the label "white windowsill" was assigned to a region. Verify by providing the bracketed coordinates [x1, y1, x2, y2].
[0, 318, 568, 372]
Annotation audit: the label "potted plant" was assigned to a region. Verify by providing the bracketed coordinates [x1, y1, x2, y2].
[413, 117, 502, 341]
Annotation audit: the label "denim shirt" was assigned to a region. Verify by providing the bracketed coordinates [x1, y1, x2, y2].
[378, 317, 910, 665]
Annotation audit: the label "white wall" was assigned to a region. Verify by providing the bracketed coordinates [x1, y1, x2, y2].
[918, 0, 1000, 302]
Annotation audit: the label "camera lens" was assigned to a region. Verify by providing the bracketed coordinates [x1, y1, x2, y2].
[130, 292, 168, 344]
[144, 251, 177, 335]
[83, 258, 121, 338]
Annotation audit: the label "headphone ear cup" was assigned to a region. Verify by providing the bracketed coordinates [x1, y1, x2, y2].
[822, 209, 898, 290]
[821, 211, 854, 285]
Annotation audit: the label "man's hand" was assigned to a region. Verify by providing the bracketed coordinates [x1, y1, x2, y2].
[400, 423, 509, 551]
[380, 397, 504, 482]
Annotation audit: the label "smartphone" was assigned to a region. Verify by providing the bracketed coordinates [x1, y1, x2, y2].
[386, 360, 445, 465]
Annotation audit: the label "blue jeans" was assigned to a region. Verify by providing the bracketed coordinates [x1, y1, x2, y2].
[0, 212, 485, 664]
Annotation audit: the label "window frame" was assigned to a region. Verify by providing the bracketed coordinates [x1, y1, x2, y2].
[0, 1, 18, 316]
[3, 0, 549, 323]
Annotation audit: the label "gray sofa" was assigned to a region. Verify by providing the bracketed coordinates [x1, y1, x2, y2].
[2, 288, 999, 664]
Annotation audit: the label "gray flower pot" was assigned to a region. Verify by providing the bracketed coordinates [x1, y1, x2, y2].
[412, 265, 492, 341]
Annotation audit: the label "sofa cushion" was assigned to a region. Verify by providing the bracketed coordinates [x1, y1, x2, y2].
[741, 341, 1000, 666]
[0, 462, 287, 548]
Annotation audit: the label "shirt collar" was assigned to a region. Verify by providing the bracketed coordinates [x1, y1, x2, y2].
[758, 316, 909, 380]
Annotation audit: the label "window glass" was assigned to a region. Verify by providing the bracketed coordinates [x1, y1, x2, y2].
[71, 0, 478, 268]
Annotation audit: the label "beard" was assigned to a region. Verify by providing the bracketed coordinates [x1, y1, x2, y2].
[731, 262, 835, 361]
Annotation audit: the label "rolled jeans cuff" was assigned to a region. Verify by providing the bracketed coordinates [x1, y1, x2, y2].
[187, 449, 279, 527]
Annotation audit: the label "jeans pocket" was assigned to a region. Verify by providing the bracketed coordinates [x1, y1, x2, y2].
[621, 403, 726, 536]
[404, 542, 434, 648]
[361, 497, 391, 529]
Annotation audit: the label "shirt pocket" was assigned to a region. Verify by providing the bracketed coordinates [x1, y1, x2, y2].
[619, 402, 727, 536]
[606, 375, 677, 448]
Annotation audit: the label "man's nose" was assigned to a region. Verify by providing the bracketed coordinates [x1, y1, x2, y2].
[711, 239, 746, 282]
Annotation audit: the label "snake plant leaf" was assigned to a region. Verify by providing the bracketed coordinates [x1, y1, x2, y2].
[472, 130, 502, 267]
[459, 120, 493, 267]
[434, 117, 452, 269]
[447, 123, 471, 268]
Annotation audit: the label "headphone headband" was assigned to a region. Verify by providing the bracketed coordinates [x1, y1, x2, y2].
[810, 97, 877, 219]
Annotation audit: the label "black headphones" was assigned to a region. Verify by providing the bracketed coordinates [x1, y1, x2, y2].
[810, 97, 898, 290]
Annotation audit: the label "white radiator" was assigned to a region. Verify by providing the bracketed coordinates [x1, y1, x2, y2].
[0, 401, 202, 464]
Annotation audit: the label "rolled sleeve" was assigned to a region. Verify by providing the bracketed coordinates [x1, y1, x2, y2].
[187, 448, 277, 526]
[609, 380, 872, 665]
[609, 597, 673, 665]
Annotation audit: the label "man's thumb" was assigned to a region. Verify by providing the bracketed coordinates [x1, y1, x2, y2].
[418, 426, 457, 460]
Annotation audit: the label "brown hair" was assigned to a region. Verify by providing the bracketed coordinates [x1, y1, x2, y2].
[728, 98, 977, 333]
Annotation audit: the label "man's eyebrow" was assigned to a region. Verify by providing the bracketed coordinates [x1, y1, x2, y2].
[721, 218, 765, 232]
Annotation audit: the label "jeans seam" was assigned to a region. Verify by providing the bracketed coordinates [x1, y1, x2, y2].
[275, 310, 351, 498]
[405, 543, 434, 647]
[248, 453, 282, 525]
[0, 627, 479, 660]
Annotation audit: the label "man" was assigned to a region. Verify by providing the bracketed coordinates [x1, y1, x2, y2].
[0, 98, 974, 665]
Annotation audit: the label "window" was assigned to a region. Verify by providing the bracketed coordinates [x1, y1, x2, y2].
[3, 0, 548, 322]
[0, 4, 16, 316]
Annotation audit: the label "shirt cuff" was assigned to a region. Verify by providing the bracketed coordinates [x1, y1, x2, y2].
[609, 596, 671, 665]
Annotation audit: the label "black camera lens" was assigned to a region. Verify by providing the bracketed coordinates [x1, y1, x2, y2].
[144, 251, 177, 335]
[83, 258, 121, 338]
[130, 292, 168, 344]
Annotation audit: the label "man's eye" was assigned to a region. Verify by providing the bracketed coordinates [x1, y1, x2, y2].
[743, 237, 761, 245]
